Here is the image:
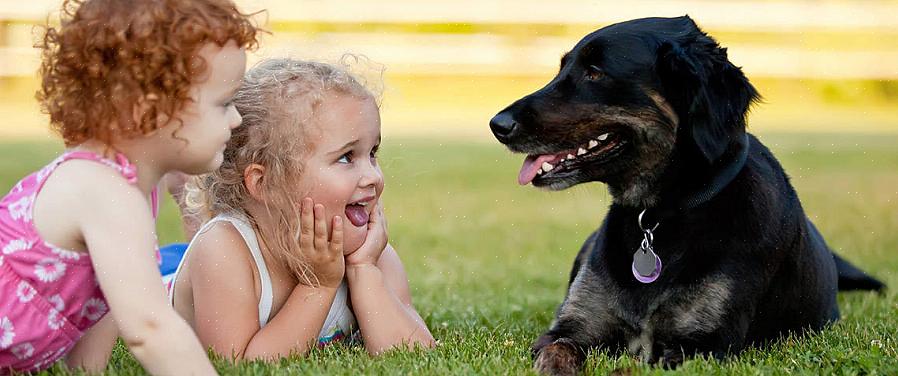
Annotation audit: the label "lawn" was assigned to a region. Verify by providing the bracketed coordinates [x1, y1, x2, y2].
[1, 132, 896, 375]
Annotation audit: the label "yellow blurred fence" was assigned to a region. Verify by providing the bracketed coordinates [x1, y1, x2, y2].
[1, 0, 897, 139]
[3, 0, 898, 78]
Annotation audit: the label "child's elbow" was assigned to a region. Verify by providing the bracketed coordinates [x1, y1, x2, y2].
[120, 313, 184, 355]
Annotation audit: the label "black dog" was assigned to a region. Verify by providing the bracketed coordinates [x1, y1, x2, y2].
[489, 16, 884, 374]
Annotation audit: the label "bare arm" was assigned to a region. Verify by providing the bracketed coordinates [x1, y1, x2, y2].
[344, 205, 434, 354]
[65, 314, 118, 373]
[79, 168, 216, 375]
[188, 200, 345, 360]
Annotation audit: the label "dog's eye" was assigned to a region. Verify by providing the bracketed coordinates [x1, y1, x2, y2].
[586, 65, 605, 81]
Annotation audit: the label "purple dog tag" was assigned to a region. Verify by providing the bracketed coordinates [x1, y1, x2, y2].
[632, 246, 662, 283]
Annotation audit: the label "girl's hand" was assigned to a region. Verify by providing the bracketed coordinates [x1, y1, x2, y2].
[299, 197, 345, 288]
[345, 202, 388, 268]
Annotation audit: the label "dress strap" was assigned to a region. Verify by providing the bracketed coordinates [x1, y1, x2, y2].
[51, 151, 157, 219]
[222, 214, 274, 327]
[54, 151, 139, 184]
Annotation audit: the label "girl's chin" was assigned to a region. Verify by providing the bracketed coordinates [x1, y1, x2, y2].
[343, 223, 368, 255]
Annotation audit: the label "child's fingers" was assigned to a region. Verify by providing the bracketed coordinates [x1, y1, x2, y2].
[313, 203, 328, 252]
[329, 216, 344, 255]
[369, 202, 387, 233]
[299, 198, 314, 250]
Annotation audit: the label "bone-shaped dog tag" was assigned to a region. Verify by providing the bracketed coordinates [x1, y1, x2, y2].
[632, 245, 662, 283]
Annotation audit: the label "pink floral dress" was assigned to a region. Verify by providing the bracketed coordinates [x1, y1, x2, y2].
[0, 151, 159, 373]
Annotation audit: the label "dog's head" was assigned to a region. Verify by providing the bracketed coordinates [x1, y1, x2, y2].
[490, 16, 759, 205]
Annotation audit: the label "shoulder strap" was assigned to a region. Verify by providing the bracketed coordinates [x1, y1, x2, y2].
[215, 213, 274, 327]
[55, 151, 140, 184]
[168, 213, 274, 327]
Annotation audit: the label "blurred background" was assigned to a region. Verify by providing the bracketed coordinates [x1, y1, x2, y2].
[1, 0, 897, 140]
[0, 2, 895, 372]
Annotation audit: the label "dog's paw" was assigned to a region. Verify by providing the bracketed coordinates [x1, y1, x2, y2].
[531, 334, 556, 357]
[657, 347, 685, 369]
[533, 338, 583, 376]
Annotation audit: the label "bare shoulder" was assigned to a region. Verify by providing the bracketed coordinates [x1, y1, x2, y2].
[33, 159, 150, 251]
[188, 221, 256, 278]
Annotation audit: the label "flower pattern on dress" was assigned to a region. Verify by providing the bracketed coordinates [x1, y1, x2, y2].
[0, 151, 144, 372]
[32, 346, 67, 370]
[34, 257, 66, 283]
[11, 342, 34, 360]
[2, 238, 31, 255]
[49, 245, 81, 260]
[11, 180, 24, 194]
[7, 195, 33, 222]
[35, 165, 53, 182]
[16, 281, 36, 303]
[0, 316, 15, 349]
[79, 298, 108, 322]
[47, 295, 66, 330]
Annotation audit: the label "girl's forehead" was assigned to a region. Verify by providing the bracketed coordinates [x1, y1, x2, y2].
[309, 95, 381, 146]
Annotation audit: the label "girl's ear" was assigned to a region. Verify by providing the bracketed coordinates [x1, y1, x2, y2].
[243, 163, 266, 202]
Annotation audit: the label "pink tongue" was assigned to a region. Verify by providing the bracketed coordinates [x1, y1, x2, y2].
[344, 205, 369, 227]
[518, 154, 560, 185]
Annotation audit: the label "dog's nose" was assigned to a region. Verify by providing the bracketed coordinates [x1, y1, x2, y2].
[490, 112, 519, 143]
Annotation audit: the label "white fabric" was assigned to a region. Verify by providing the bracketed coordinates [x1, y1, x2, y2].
[169, 212, 356, 339]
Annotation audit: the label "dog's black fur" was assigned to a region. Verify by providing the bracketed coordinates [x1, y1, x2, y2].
[489, 16, 885, 374]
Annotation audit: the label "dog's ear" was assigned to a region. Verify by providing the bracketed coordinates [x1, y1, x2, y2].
[656, 24, 759, 163]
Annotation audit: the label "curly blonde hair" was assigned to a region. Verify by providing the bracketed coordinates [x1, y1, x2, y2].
[186, 57, 378, 285]
[36, 0, 260, 147]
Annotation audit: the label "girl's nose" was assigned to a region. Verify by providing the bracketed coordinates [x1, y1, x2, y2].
[229, 106, 243, 130]
[359, 161, 383, 188]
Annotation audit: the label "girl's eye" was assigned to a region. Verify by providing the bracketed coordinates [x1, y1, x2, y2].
[370, 146, 379, 160]
[337, 152, 352, 164]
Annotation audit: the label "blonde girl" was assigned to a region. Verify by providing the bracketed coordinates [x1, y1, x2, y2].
[169, 58, 434, 360]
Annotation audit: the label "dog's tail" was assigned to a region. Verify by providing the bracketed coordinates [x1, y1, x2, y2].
[833, 252, 885, 292]
[807, 217, 885, 292]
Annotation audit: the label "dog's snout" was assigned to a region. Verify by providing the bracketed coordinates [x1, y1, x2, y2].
[490, 111, 520, 143]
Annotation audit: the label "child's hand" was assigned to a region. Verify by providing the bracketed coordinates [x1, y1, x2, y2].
[345, 202, 388, 268]
[299, 197, 345, 288]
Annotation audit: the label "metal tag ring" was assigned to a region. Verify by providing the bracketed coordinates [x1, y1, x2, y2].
[638, 209, 660, 232]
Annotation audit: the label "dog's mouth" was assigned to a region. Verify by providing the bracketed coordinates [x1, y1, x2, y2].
[518, 131, 628, 185]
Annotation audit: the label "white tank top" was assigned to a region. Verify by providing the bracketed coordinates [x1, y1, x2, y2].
[169, 212, 356, 342]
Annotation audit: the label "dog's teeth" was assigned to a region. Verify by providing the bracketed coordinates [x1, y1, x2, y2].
[597, 133, 609, 141]
[588, 140, 598, 149]
[577, 147, 587, 156]
[560, 158, 566, 163]
[541, 162, 555, 172]
[537, 169, 543, 175]
[567, 154, 575, 160]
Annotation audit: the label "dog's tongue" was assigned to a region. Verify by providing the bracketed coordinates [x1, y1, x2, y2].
[518, 154, 559, 185]
[344, 205, 369, 227]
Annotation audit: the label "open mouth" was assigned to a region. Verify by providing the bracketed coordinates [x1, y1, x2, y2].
[344, 196, 374, 227]
[518, 131, 627, 185]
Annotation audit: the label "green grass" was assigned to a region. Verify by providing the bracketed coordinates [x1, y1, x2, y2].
[2, 132, 896, 375]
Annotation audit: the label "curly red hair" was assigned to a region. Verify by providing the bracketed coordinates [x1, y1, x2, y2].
[36, 0, 261, 146]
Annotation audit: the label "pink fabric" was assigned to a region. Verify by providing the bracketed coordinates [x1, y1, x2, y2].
[0, 151, 158, 373]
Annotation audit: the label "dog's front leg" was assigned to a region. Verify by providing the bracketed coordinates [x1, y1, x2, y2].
[533, 265, 619, 376]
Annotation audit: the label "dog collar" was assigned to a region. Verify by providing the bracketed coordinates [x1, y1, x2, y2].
[632, 132, 751, 283]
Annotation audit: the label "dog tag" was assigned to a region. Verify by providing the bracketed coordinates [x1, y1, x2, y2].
[632, 245, 662, 283]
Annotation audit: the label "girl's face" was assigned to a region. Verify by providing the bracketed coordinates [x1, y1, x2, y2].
[159, 41, 245, 174]
[298, 94, 384, 252]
